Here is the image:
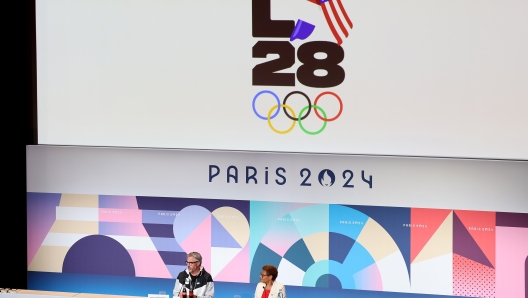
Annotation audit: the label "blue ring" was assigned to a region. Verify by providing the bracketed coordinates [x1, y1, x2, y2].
[252, 90, 281, 120]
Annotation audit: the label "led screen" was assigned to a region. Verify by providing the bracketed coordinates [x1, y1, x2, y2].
[36, 0, 528, 159]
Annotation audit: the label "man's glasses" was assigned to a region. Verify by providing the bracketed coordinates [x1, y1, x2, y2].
[185, 261, 199, 264]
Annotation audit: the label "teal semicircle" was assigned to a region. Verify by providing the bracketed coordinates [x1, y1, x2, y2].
[316, 274, 342, 289]
[303, 260, 357, 289]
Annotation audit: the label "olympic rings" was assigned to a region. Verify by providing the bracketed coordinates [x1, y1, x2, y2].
[298, 105, 327, 135]
[253, 90, 343, 134]
[283, 91, 311, 121]
[314, 91, 343, 122]
[253, 90, 281, 120]
[267, 104, 296, 134]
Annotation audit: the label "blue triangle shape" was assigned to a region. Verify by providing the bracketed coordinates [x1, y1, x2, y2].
[283, 239, 315, 271]
[250, 243, 283, 283]
[329, 232, 355, 264]
[211, 215, 241, 248]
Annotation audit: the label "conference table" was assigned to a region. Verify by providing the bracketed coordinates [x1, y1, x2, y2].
[0, 290, 144, 298]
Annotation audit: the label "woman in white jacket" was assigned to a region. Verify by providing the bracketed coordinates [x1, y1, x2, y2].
[254, 265, 286, 298]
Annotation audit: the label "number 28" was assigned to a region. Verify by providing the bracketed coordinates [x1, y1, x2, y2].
[252, 41, 345, 88]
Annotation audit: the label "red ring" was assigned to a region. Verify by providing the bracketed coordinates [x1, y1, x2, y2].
[314, 91, 343, 122]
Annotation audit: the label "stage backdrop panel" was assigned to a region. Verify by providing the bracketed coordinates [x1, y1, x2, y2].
[26, 146, 528, 213]
[27, 193, 528, 298]
[36, 0, 528, 160]
[26, 145, 527, 297]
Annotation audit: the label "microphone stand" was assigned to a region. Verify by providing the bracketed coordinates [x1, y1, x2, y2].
[177, 277, 189, 298]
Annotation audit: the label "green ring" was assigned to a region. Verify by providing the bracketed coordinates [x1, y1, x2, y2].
[298, 105, 327, 135]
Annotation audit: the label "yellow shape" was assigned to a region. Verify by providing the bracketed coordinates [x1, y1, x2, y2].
[303, 232, 329, 262]
[413, 211, 453, 264]
[49, 220, 98, 234]
[267, 104, 296, 134]
[356, 218, 399, 261]
[212, 207, 249, 247]
[29, 246, 70, 272]
[60, 194, 98, 208]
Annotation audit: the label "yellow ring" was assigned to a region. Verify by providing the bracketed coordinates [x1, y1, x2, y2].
[267, 104, 296, 134]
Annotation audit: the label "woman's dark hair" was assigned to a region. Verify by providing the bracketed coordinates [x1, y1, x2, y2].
[262, 264, 278, 281]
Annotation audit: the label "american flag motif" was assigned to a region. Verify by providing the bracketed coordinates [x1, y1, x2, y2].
[309, 0, 353, 45]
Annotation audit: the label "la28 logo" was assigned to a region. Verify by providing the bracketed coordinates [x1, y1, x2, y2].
[251, 0, 351, 135]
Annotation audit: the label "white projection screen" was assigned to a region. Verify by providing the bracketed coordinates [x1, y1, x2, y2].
[36, 0, 528, 159]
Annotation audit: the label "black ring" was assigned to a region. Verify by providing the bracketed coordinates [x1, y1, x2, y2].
[282, 91, 311, 121]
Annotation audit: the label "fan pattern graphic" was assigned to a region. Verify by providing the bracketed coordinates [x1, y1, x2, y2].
[249, 203, 410, 292]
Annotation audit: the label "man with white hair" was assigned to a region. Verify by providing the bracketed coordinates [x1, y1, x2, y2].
[173, 252, 214, 298]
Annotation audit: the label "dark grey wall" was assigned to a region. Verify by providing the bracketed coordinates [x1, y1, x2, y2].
[3, 0, 35, 288]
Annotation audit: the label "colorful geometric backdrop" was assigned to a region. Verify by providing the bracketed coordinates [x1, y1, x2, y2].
[27, 193, 528, 298]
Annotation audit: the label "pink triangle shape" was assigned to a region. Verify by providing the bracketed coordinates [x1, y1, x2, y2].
[214, 244, 250, 283]
[353, 262, 382, 291]
[181, 215, 212, 271]
[128, 250, 172, 278]
[260, 214, 302, 257]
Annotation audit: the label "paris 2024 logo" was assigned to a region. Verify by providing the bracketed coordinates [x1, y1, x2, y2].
[251, 0, 353, 135]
